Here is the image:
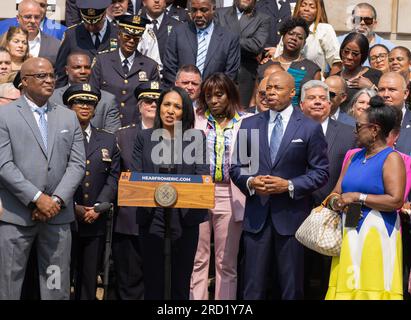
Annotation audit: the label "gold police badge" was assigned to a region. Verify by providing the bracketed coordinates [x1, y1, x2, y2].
[138, 71, 148, 82]
[101, 148, 112, 162]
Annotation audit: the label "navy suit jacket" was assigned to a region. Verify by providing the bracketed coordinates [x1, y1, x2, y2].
[131, 128, 209, 227]
[312, 119, 356, 206]
[163, 21, 240, 86]
[337, 110, 356, 127]
[396, 109, 411, 156]
[230, 108, 329, 236]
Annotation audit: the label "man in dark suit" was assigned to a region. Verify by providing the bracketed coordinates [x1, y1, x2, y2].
[49, 52, 121, 133]
[141, 0, 181, 63]
[255, 0, 295, 47]
[0, 58, 86, 299]
[62, 84, 120, 300]
[174, 64, 202, 108]
[299, 80, 356, 299]
[113, 81, 163, 300]
[90, 15, 160, 126]
[163, 0, 240, 87]
[56, 0, 118, 87]
[325, 75, 355, 127]
[165, 0, 190, 22]
[230, 71, 329, 300]
[215, 0, 271, 106]
[15, 0, 60, 65]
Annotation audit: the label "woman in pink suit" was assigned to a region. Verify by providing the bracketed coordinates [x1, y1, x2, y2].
[190, 73, 251, 300]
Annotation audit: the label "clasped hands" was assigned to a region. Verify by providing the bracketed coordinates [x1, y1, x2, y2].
[329, 192, 359, 211]
[249, 175, 288, 196]
[31, 193, 61, 222]
[75, 205, 100, 224]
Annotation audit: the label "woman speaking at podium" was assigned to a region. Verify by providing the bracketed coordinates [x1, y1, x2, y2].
[132, 87, 209, 299]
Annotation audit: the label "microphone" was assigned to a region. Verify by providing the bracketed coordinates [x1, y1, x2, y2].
[94, 202, 112, 213]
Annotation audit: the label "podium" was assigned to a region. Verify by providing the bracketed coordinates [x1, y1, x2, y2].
[118, 171, 215, 299]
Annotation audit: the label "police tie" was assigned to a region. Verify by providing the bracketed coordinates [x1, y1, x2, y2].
[152, 19, 159, 34]
[35, 106, 48, 150]
[196, 30, 208, 75]
[122, 58, 129, 75]
[269, 113, 283, 165]
[94, 32, 101, 49]
[83, 130, 88, 150]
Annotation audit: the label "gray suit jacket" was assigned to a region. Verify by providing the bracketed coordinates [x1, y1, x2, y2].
[50, 85, 121, 133]
[39, 32, 60, 66]
[0, 97, 86, 226]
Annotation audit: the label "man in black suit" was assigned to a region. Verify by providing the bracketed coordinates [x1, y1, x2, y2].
[163, 0, 240, 87]
[141, 0, 181, 63]
[17, 0, 60, 65]
[325, 75, 355, 127]
[90, 15, 160, 126]
[255, 0, 295, 48]
[113, 81, 163, 300]
[56, 0, 118, 87]
[215, 0, 271, 106]
[299, 80, 356, 299]
[63, 84, 120, 300]
[49, 52, 121, 133]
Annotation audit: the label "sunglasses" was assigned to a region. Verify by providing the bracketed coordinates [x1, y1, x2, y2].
[352, 16, 374, 26]
[71, 99, 97, 108]
[355, 122, 376, 133]
[329, 91, 337, 99]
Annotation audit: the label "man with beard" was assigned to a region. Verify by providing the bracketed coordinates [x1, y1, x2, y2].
[163, 0, 240, 87]
[215, 0, 271, 106]
[338, 3, 395, 66]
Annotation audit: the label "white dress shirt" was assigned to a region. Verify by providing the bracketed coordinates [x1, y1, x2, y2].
[90, 19, 108, 46]
[137, 29, 163, 71]
[119, 50, 136, 70]
[331, 108, 340, 121]
[321, 117, 329, 135]
[84, 124, 92, 143]
[146, 12, 164, 29]
[267, 104, 293, 145]
[29, 31, 41, 58]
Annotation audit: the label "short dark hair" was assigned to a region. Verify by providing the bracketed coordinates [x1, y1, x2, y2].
[340, 32, 369, 65]
[176, 64, 201, 80]
[391, 46, 411, 61]
[66, 51, 91, 66]
[153, 86, 195, 132]
[368, 44, 389, 60]
[353, 3, 377, 19]
[279, 17, 310, 39]
[366, 95, 396, 138]
[197, 73, 240, 119]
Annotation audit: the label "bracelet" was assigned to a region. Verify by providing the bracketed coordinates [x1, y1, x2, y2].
[328, 195, 339, 211]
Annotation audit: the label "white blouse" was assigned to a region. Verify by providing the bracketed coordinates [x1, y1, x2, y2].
[274, 23, 341, 73]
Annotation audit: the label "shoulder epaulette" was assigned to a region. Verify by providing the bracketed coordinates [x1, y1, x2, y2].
[96, 128, 115, 134]
[98, 49, 110, 55]
[117, 124, 136, 131]
[67, 23, 80, 30]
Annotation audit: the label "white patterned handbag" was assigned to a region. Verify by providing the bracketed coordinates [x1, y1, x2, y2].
[295, 194, 342, 256]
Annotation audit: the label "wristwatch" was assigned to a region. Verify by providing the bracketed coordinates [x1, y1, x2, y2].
[288, 180, 294, 199]
[359, 193, 367, 206]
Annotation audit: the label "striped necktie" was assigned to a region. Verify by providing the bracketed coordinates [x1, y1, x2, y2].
[196, 30, 208, 75]
[35, 106, 48, 150]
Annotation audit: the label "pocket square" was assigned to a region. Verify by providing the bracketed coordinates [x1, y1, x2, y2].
[60, 129, 69, 133]
[291, 139, 304, 143]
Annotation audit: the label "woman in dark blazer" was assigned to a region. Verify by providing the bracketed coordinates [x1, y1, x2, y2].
[132, 86, 209, 300]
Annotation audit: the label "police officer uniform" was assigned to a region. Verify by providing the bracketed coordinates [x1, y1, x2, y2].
[90, 15, 160, 127]
[63, 84, 121, 300]
[112, 81, 163, 300]
[166, 3, 189, 22]
[55, 0, 119, 87]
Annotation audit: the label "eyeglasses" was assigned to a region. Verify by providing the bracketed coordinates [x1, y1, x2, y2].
[141, 97, 158, 104]
[24, 73, 55, 81]
[120, 32, 141, 43]
[370, 53, 388, 62]
[329, 91, 337, 99]
[355, 122, 376, 133]
[352, 16, 374, 26]
[71, 100, 97, 108]
[342, 48, 361, 58]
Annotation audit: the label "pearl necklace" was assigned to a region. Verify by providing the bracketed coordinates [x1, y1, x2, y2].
[278, 54, 302, 65]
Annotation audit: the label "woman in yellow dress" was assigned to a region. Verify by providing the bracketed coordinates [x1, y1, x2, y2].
[325, 96, 406, 300]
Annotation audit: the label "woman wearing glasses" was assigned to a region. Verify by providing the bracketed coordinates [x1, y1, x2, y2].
[325, 96, 406, 300]
[337, 32, 382, 112]
[368, 44, 390, 74]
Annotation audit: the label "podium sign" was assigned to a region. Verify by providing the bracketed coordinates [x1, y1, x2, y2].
[118, 172, 215, 209]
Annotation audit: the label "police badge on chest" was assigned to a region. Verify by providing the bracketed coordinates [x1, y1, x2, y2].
[101, 148, 112, 162]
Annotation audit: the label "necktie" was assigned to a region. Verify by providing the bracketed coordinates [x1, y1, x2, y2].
[94, 32, 101, 49]
[196, 30, 208, 75]
[35, 107, 48, 150]
[152, 19, 159, 33]
[83, 130, 88, 150]
[122, 58, 129, 75]
[269, 113, 283, 164]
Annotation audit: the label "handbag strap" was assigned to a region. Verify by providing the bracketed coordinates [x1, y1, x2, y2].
[321, 192, 340, 208]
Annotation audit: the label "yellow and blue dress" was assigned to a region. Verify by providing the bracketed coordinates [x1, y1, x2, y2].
[326, 147, 403, 300]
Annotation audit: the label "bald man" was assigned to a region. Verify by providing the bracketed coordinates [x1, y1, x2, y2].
[230, 71, 329, 300]
[0, 58, 85, 300]
[15, 0, 60, 65]
[0, 0, 67, 40]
